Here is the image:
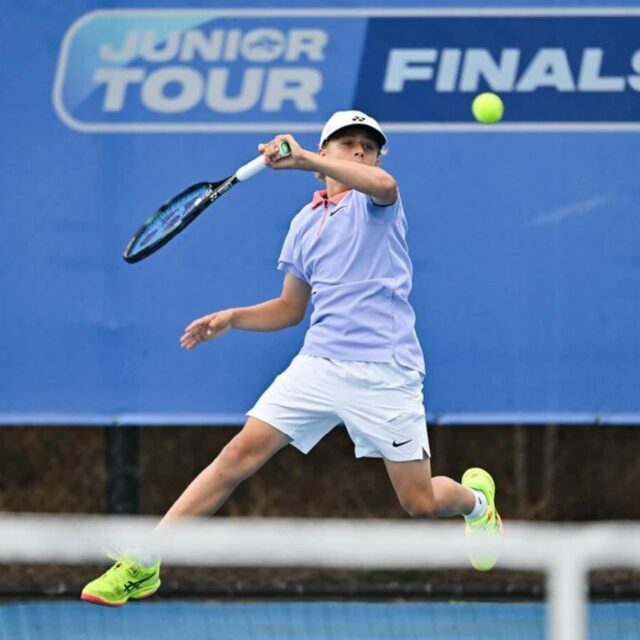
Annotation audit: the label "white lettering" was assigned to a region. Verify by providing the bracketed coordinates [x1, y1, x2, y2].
[99, 31, 138, 62]
[223, 30, 241, 61]
[96, 28, 328, 64]
[578, 48, 625, 91]
[263, 68, 322, 111]
[140, 31, 180, 63]
[517, 49, 575, 91]
[384, 49, 437, 92]
[381, 46, 640, 94]
[94, 68, 145, 111]
[86, 29, 640, 122]
[141, 67, 203, 113]
[436, 49, 462, 92]
[459, 49, 520, 92]
[628, 50, 640, 91]
[179, 30, 224, 61]
[285, 30, 327, 62]
[93, 66, 325, 114]
[206, 68, 263, 112]
[241, 29, 286, 62]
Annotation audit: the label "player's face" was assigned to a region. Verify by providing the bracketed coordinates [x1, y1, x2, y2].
[321, 127, 381, 166]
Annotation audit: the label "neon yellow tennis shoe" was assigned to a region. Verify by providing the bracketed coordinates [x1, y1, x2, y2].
[81, 553, 161, 606]
[462, 467, 503, 571]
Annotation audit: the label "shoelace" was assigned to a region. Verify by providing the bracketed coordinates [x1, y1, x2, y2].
[102, 551, 139, 586]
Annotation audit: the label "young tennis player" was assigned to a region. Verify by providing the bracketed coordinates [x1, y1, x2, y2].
[81, 110, 502, 607]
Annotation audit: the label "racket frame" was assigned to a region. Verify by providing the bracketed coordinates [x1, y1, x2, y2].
[122, 140, 290, 264]
[122, 176, 236, 263]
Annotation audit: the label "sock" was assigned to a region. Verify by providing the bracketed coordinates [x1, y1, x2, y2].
[464, 489, 488, 521]
[130, 547, 160, 568]
[138, 553, 160, 568]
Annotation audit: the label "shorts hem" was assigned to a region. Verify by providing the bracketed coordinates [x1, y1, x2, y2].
[245, 409, 311, 454]
[358, 444, 431, 462]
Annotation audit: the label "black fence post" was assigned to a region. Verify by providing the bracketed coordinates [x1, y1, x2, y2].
[105, 426, 140, 514]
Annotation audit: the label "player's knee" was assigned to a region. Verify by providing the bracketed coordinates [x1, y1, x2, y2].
[400, 494, 438, 519]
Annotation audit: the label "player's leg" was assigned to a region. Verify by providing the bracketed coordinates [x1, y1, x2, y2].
[384, 457, 502, 570]
[159, 416, 290, 525]
[337, 358, 502, 569]
[337, 361, 475, 517]
[383, 456, 475, 518]
[161, 355, 339, 525]
[81, 417, 289, 606]
[82, 354, 339, 606]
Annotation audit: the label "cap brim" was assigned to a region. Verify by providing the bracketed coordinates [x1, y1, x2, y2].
[322, 124, 386, 148]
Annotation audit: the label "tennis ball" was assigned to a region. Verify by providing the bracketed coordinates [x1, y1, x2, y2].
[472, 92, 504, 124]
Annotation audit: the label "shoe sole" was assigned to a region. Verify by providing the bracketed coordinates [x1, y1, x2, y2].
[466, 515, 503, 572]
[132, 582, 161, 600]
[81, 582, 160, 607]
[80, 593, 126, 607]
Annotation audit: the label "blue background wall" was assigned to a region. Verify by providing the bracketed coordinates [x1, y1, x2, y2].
[2, 0, 639, 425]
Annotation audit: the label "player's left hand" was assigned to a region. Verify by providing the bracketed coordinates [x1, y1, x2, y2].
[259, 135, 307, 170]
[180, 309, 234, 349]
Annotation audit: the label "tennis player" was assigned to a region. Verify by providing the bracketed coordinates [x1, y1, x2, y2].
[81, 110, 502, 607]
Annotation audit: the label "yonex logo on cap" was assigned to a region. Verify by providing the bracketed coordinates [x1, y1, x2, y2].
[319, 110, 387, 147]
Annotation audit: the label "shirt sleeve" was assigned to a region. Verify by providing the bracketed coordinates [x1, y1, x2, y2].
[364, 189, 402, 223]
[277, 220, 308, 284]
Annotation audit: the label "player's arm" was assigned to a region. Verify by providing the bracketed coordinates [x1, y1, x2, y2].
[180, 273, 311, 349]
[232, 273, 311, 330]
[303, 154, 397, 205]
[260, 135, 398, 205]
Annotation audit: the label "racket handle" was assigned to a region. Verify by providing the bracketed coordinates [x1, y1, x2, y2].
[236, 140, 291, 182]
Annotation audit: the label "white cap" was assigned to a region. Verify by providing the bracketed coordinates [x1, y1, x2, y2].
[319, 110, 387, 148]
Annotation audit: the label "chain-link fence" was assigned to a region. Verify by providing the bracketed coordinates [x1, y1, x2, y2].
[2, 424, 639, 597]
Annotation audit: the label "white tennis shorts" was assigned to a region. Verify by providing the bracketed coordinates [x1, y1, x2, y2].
[247, 354, 430, 462]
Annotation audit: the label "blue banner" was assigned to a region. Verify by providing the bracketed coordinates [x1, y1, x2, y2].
[357, 16, 640, 123]
[55, 11, 368, 130]
[1, 3, 639, 425]
[53, 8, 640, 132]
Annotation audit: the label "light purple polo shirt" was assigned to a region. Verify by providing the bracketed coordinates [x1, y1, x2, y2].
[277, 188, 425, 374]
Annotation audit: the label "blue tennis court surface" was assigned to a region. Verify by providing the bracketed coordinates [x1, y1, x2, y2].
[0, 601, 638, 639]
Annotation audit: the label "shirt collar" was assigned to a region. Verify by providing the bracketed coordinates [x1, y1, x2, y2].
[310, 189, 351, 209]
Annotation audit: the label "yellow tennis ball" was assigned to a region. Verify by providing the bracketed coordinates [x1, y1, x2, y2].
[472, 92, 504, 124]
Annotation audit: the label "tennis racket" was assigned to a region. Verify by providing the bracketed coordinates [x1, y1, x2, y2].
[122, 140, 291, 263]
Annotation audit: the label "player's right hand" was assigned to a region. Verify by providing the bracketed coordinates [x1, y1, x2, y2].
[258, 134, 305, 170]
[180, 309, 234, 349]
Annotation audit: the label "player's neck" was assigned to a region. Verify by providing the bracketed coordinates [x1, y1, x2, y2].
[324, 178, 349, 199]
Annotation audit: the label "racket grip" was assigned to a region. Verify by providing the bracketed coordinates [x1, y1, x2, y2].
[236, 140, 292, 182]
